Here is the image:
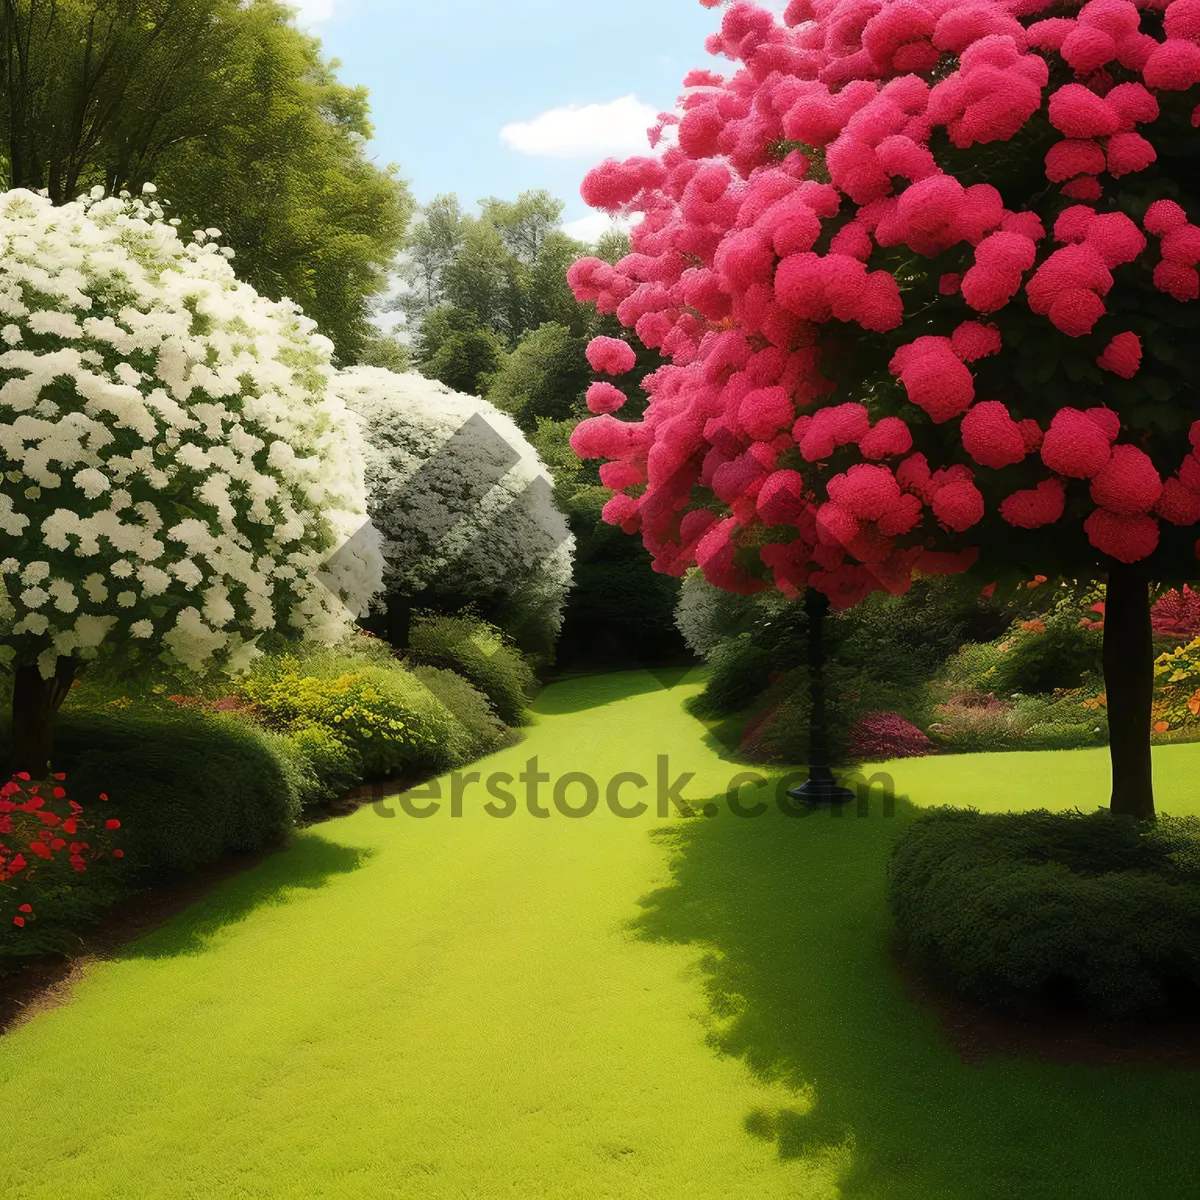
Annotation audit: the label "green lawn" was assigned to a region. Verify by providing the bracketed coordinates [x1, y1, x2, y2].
[2, 670, 1199, 1198]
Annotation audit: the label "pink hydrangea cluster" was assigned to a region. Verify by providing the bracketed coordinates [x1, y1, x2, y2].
[1144, 199, 1200, 301]
[568, 0, 1200, 604]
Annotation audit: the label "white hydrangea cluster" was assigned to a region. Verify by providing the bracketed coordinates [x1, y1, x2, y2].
[332, 367, 574, 649]
[0, 188, 383, 678]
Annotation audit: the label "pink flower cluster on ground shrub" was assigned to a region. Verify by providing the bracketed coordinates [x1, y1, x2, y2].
[847, 711, 934, 759]
[568, 0, 1200, 611]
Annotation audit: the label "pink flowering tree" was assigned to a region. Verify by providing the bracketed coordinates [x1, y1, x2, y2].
[567, 0, 1200, 819]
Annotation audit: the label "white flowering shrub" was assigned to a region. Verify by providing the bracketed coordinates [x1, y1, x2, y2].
[0, 188, 383, 681]
[332, 367, 574, 653]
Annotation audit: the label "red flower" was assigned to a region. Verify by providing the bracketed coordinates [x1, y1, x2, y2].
[52, 787, 66, 800]
[52, 773, 66, 781]
[49, 838, 65, 851]
[99, 793, 109, 802]
[111, 849, 125, 859]
[28, 842, 51, 859]
[105, 819, 121, 831]
[17, 904, 31, 913]
[12, 917, 24, 928]
[8, 855, 25, 873]
[62, 819, 77, 835]
[14, 773, 29, 782]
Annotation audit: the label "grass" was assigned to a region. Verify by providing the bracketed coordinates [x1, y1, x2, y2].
[1, 670, 1200, 1197]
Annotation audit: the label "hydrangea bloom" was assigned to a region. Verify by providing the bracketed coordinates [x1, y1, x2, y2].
[567, 0, 1200, 625]
[0, 189, 382, 680]
[332, 368, 574, 652]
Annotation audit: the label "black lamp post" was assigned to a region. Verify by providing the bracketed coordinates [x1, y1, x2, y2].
[787, 587, 855, 807]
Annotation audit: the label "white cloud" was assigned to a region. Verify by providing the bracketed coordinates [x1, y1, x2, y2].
[562, 213, 637, 245]
[500, 95, 659, 159]
[289, 0, 334, 23]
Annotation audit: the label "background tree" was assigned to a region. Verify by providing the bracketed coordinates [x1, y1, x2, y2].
[397, 192, 685, 664]
[0, 0, 410, 362]
[568, 0, 1200, 818]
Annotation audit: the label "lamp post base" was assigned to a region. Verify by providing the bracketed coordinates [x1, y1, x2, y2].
[787, 765, 856, 807]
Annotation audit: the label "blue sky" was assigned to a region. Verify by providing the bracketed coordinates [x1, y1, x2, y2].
[295, 0, 757, 240]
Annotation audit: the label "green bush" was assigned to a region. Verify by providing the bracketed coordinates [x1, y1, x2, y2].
[3, 705, 308, 877]
[407, 663, 518, 760]
[928, 691, 1108, 753]
[687, 636, 776, 720]
[673, 569, 761, 660]
[407, 612, 535, 725]
[285, 723, 365, 802]
[734, 662, 863, 766]
[888, 807, 1200, 1017]
[943, 609, 1103, 699]
[240, 644, 509, 779]
[685, 576, 1002, 729]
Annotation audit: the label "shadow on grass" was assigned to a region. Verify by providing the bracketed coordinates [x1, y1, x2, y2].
[119, 833, 372, 961]
[631, 787, 1200, 1200]
[530, 667, 700, 716]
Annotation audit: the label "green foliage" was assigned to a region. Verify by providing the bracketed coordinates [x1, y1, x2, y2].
[357, 330, 411, 374]
[889, 807, 1200, 1017]
[7, 704, 309, 876]
[412, 306, 507, 396]
[1, 0, 412, 364]
[399, 192, 675, 666]
[407, 612, 536, 725]
[673, 570, 762, 660]
[239, 644, 510, 778]
[738, 663, 864, 766]
[928, 691, 1108, 753]
[407, 663, 520, 753]
[684, 576, 998, 731]
[284, 723, 364, 802]
[687, 637, 776, 720]
[943, 609, 1104, 698]
[487, 322, 590, 432]
[1153, 635, 1200, 733]
[835, 579, 1008, 725]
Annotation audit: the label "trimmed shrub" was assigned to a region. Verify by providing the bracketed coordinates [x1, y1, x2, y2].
[407, 664, 517, 759]
[407, 612, 535, 725]
[889, 808, 1200, 1018]
[2, 705, 308, 876]
[847, 713, 933, 761]
[687, 637, 776, 720]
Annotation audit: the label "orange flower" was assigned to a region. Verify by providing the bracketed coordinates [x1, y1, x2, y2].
[1020, 619, 1046, 633]
[1188, 689, 1200, 716]
[1154, 720, 1171, 734]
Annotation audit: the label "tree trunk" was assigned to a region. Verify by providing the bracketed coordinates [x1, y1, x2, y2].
[1105, 561, 1155, 820]
[10, 657, 75, 779]
[788, 589, 854, 806]
[806, 587, 831, 769]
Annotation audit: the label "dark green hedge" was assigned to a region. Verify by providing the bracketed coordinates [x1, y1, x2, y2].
[888, 807, 1200, 1017]
[3, 706, 308, 878]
